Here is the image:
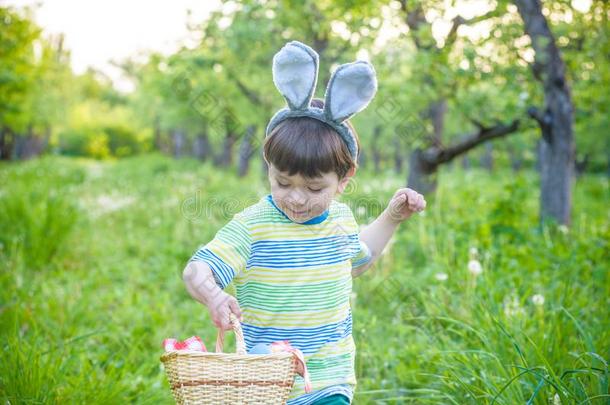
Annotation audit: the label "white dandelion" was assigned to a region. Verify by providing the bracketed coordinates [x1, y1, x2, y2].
[467, 246, 483, 276]
[469, 247, 479, 258]
[531, 294, 545, 306]
[503, 294, 525, 317]
[468, 259, 483, 276]
[435, 272, 448, 282]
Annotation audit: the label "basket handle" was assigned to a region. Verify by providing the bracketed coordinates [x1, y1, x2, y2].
[215, 313, 247, 355]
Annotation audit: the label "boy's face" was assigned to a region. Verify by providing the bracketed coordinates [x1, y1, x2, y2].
[268, 164, 354, 223]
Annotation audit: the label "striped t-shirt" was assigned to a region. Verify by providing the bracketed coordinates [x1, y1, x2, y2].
[189, 194, 372, 404]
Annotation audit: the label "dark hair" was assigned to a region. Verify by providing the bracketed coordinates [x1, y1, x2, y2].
[263, 98, 360, 179]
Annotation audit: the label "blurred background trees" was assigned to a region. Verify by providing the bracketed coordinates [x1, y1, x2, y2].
[1, 0, 608, 226]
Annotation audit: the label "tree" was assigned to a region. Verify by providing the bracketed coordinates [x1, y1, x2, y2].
[514, 0, 575, 226]
[1, 6, 75, 160]
[0, 6, 39, 159]
[393, 0, 522, 193]
[14, 33, 73, 159]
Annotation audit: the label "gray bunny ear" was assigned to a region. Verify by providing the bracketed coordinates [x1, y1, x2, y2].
[324, 61, 377, 123]
[272, 41, 319, 111]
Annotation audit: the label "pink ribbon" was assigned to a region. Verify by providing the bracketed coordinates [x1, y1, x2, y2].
[270, 340, 313, 393]
[163, 336, 207, 352]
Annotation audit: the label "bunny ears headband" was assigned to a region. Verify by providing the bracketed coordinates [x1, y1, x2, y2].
[265, 41, 378, 162]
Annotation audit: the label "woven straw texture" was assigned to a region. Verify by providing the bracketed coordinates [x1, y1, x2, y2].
[161, 314, 298, 404]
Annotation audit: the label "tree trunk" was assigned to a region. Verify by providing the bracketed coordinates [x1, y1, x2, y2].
[372, 150, 381, 174]
[407, 99, 446, 186]
[13, 133, 25, 159]
[534, 139, 542, 173]
[0, 126, 15, 160]
[462, 153, 471, 170]
[538, 135, 574, 225]
[515, 0, 575, 226]
[238, 125, 257, 177]
[0, 127, 5, 159]
[508, 145, 523, 172]
[480, 142, 494, 171]
[193, 131, 212, 161]
[172, 129, 186, 158]
[216, 132, 237, 167]
[154, 116, 163, 151]
[27, 126, 51, 158]
[393, 133, 404, 174]
[574, 153, 589, 178]
[408, 148, 438, 194]
[14, 124, 46, 160]
[428, 99, 447, 146]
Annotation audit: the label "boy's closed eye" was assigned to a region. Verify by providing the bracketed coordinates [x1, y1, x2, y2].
[277, 181, 323, 193]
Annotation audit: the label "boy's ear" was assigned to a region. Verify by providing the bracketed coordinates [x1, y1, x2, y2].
[337, 167, 356, 194]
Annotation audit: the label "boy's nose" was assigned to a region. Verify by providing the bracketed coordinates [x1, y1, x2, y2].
[287, 189, 307, 207]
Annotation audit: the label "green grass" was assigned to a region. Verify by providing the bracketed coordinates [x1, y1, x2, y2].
[1, 154, 608, 404]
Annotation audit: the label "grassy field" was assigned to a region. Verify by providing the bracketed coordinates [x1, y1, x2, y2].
[1, 154, 608, 404]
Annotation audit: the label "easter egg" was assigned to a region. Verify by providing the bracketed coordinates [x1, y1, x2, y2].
[248, 343, 272, 354]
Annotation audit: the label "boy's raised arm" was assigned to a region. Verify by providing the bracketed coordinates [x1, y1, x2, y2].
[353, 210, 399, 278]
[352, 188, 426, 278]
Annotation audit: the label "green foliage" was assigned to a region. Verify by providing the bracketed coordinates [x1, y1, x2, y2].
[0, 5, 141, 159]
[0, 155, 607, 403]
[4, 1, 608, 171]
[0, 157, 84, 269]
[349, 167, 609, 404]
[57, 125, 150, 159]
[0, 6, 40, 128]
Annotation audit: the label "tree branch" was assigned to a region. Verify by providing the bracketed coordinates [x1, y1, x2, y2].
[225, 68, 269, 108]
[422, 119, 521, 165]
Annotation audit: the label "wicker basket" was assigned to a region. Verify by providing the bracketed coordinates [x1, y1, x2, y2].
[161, 314, 298, 404]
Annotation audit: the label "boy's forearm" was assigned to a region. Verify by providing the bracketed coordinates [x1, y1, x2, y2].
[182, 261, 223, 306]
[354, 208, 400, 277]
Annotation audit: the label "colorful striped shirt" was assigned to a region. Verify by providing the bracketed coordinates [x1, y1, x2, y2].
[189, 194, 372, 404]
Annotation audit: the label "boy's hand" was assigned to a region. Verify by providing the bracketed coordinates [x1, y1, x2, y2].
[384, 188, 426, 223]
[207, 290, 243, 331]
